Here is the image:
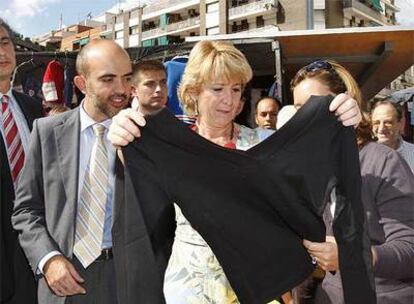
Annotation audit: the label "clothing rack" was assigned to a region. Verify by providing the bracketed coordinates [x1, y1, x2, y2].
[16, 50, 78, 59]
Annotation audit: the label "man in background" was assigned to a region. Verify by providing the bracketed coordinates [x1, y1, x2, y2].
[255, 96, 281, 130]
[130, 60, 167, 114]
[371, 100, 414, 171]
[0, 18, 41, 304]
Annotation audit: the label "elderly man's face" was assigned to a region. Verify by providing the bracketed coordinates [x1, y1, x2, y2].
[371, 103, 403, 149]
[255, 98, 280, 130]
[0, 26, 16, 86]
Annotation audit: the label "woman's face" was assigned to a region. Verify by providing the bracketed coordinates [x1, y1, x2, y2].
[293, 78, 334, 109]
[197, 80, 243, 128]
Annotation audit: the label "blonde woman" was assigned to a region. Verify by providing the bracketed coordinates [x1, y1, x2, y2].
[108, 43, 363, 303]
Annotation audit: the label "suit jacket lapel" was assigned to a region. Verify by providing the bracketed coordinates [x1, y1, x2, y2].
[54, 109, 80, 211]
[12, 90, 41, 131]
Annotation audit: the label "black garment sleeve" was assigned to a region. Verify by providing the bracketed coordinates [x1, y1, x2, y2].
[119, 141, 176, 304]
[333, 126, 376, 304]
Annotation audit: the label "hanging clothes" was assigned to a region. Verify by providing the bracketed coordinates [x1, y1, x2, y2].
[164, 57, 196, 125]
[63, 66, 75, 108]
[268, 79, 281, 102]
[22, 73, 42, 101]
[42, 60, 64, 105]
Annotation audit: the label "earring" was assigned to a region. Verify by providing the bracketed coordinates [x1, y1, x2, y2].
[194, 100, 199, 116]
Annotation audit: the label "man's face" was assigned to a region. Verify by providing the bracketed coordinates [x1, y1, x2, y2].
[132, 70, 167, 114]
[80, 48, 132, 122]
[371, 103, 402, 149]
[0, 26, 16, 85]
[255, 98, 280, 130]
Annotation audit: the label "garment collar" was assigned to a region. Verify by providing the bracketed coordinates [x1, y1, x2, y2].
[79, 100, 112, 132]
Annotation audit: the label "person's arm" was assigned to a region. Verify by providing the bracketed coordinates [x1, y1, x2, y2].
[12, 120, 85, 297]
[371, 150, 414, 279]
[12, 120, 59, 272]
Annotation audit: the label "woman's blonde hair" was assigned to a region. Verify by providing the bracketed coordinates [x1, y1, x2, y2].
[178, 40, 253, 116]
[291, 60, 373, 148]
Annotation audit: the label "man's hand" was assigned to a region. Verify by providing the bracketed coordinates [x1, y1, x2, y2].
[108, 108, 146, 148]
[43, 255, 86, 297]
[329, 93, 362, 127]
[303, 236, 339, 272]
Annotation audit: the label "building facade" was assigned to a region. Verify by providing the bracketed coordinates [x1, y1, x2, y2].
[105, 0, 399, 48]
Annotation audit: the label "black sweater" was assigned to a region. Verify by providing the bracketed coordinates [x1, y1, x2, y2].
[119, 95, 376, 304]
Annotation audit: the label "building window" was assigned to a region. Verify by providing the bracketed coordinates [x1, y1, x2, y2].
[129, 26, 138, 35]
[188, 9, 199, 18]
[207, 26, 219, 35]
[115, 31, 123, 39]
[256, 16, 264, 28]
[207, 2, 219, 13]
[241, 19, 249, 31]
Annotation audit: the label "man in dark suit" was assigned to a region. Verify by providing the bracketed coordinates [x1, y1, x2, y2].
[0, 18, 41, 304]
[12, 39, 133, 304]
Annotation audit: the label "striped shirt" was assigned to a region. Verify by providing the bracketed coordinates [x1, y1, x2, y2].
[397, 138, 414, 173]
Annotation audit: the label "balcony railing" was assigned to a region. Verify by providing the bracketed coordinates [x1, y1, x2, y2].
[229, 0, 277, 18]
[142, 27, 165, 39]
[142, 0, 195, 15]
[343, 0, 391, 25]
[142, 16, 200, 39]
[166, 16, 200, 32]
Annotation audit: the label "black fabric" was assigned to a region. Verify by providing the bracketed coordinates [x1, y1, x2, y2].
[65, 257, 117, 304]
[0, 90, 41, 303]
[119, 95, 376, 304]
[112, 156, 175, 304]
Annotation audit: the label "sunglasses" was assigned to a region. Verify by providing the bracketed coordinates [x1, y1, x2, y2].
[304, 60, 333, 73]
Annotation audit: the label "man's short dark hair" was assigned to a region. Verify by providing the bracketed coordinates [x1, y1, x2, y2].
[371, 100, 403, 121]
[0, 18, 16, 42]
[132, 60, 166, 82]
[255, 96, 281, 111]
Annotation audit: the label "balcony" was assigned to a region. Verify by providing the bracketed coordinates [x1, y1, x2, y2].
[142, 16, 200, 40]
[141, 27, 165, 39]
[167, 16, 200, 32]
[229, 0, 277, 20]
[382, 0, 400, 12]
[342, 0, 391, 25]
[142, 0, 198, 18]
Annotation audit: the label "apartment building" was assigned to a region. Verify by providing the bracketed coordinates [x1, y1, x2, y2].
[108, 0, 278, 48]
[32, 18, 109, 50]
[105, 0, 399, 48]
[57, 13, 115, 51]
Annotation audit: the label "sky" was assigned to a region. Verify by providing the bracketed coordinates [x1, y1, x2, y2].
[0, 0, 148, 37]
[0, 0, 413, 38]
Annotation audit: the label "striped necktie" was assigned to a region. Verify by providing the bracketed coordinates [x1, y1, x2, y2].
[1, 95, 25, 187]
[73, 124, 109, 268]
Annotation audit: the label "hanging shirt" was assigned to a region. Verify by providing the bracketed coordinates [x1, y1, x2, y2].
[42, 60, 64, 105]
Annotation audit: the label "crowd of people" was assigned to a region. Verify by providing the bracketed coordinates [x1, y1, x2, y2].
[1, 16, 413, 304]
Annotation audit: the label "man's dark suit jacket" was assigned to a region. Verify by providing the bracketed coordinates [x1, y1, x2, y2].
[0, 90, 42, 303]
[118, 96, 376, 304]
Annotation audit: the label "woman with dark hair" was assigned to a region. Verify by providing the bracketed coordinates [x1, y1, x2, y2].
[291, 60, 414, 304]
